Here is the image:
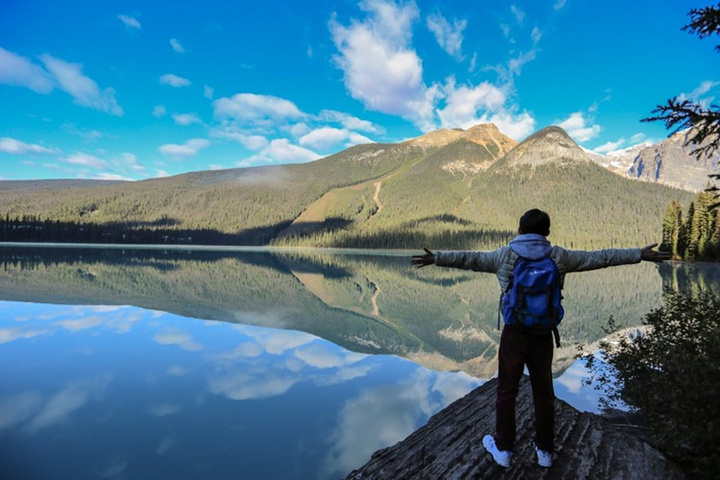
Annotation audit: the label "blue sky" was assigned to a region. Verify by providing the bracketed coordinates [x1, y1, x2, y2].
[0, 0, 717, 181]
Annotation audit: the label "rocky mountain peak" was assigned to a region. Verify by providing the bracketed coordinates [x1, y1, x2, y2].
[628, 128, 720, 192]
[406, 123, 518, 157]
[503, 126, 590, 168]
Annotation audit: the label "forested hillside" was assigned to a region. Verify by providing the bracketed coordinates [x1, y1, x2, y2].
[0, 124, 695, 249]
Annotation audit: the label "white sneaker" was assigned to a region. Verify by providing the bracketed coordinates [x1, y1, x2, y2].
[534, 443, 553, 468]
[482, 435, 512, 468]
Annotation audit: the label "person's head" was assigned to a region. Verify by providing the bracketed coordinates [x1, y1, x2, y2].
[519, 209, 550, 236]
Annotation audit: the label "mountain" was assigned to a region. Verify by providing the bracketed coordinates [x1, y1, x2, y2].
[448, 127, 694, 249]
[0, 124, 694, 249]
[583, 129, 719, 191]
[499, 126, 589, 167]
[627, 129, 720, 191]
[404, 123, 518, 153]
[584, 142, 652, 175]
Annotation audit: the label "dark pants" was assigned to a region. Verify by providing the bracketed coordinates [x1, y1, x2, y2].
[495, 324, 555, 453]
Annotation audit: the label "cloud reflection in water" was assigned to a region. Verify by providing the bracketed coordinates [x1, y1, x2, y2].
[0, 301, 481, 479]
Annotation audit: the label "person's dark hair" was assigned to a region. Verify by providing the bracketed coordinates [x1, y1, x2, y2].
[519, 209, 550, 236]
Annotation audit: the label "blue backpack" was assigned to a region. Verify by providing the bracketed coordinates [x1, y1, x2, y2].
[500, 254, 564, 347]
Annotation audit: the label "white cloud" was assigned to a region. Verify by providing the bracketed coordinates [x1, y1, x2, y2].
[299, 127, 373, 150]
[348, 132, 374, 145]
[153, 329, 204, 351]
[0, 47, 53, 93]
[426, 13, 466, 60]
[245, 328, 316, 355]
[263, 139, 321, 163]
[167, 366, 190, 376]
[61, 123, 102, 141]
[434, 78, 535, 139]
[0, 49, 122, 115]
[204, 85, 214, 99]
[118, 14, 141, 30]
[170, 38, 185, 53]
[152, 105, 167, 118]
[157, 436, 180, 455]
[64, 152, 108, 169]
[210, 94, 379, 165]
[679, 80, 720, 109]
[531, 26, 542, 43]
[25, 376, 110, 433]
[0, 327, 50, 344]
[630, 133, 646, 144]
[0, 137, 56, 155]
[159, 73, 191, 88]
[317, 110, 381, 133]
[329, 0, 436, 129]
[299, 127, 350, 150]
[287, 122, 312, 138]
[437, 79, 506, 126]
[213, 93, 305, 124]
[158, 138, 210, 160]
[294, 343, 344, 369]
[593, 138, 625, 154]
[486, 111, 536, 140]
[208, 371, 299, 401]
[57, 315, 104, 332]
[500, 23, 511, 40]
[172, 113, 201, 126]
[213, 130, 270, 151]
[101, 457, 128, 478]
[510, 5, 525, 24]
[554, 0, 567, 11]
[322, 369, 478, 478]
[40, 54, 123, 116]
[93, 173, 133, 181]
[327, 1, 537, 136]
[557, 112, 601, 142]
[147, 403, 182, 417]
[507, 49, 537, 77]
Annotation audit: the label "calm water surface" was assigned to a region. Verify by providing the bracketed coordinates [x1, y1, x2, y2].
[1, 245, 718, 479]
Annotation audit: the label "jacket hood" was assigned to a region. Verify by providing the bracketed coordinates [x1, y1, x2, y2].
[509, 233, 552, 260]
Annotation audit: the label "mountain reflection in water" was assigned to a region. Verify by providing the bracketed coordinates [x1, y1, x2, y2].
[1, 246, 718, 479]
[3, 245, 715, 377]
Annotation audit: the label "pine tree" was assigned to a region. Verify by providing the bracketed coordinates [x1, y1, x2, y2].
[709, 214, 720, 261]
[695, 190, 716, 259]
[661, 200, 683, 256]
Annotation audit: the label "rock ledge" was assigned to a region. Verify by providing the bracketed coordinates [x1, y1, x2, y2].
[346, 377, 685, 479]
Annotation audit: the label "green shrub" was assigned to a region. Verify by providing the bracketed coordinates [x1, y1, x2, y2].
[586, 291, 720, 477]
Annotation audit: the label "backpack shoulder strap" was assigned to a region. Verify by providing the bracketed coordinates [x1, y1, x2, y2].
[498, 250, 521, 329]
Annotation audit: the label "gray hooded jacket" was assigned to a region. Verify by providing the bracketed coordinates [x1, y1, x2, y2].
[434, 234, 642, 292]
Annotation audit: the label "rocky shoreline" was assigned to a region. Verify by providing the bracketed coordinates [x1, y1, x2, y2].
[346, 376, 685, 479]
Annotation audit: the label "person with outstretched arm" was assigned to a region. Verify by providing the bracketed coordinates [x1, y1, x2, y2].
[411, 208, 670, 469]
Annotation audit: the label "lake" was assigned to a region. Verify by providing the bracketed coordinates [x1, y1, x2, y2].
[1, 245, 718, 479]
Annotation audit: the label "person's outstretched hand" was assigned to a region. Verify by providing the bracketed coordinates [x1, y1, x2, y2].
[640, 243, 672, 262]
[411, 248, 435, 268]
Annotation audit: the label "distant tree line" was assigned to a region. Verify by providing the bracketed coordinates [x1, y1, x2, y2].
[660, 190, 720, 261]
[0, 214, 286, 245]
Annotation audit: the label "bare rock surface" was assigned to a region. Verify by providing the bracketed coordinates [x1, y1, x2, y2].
[346, 377, 685, 479]
[628, 129, 720, 192]
[502, 126, 590, 168]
